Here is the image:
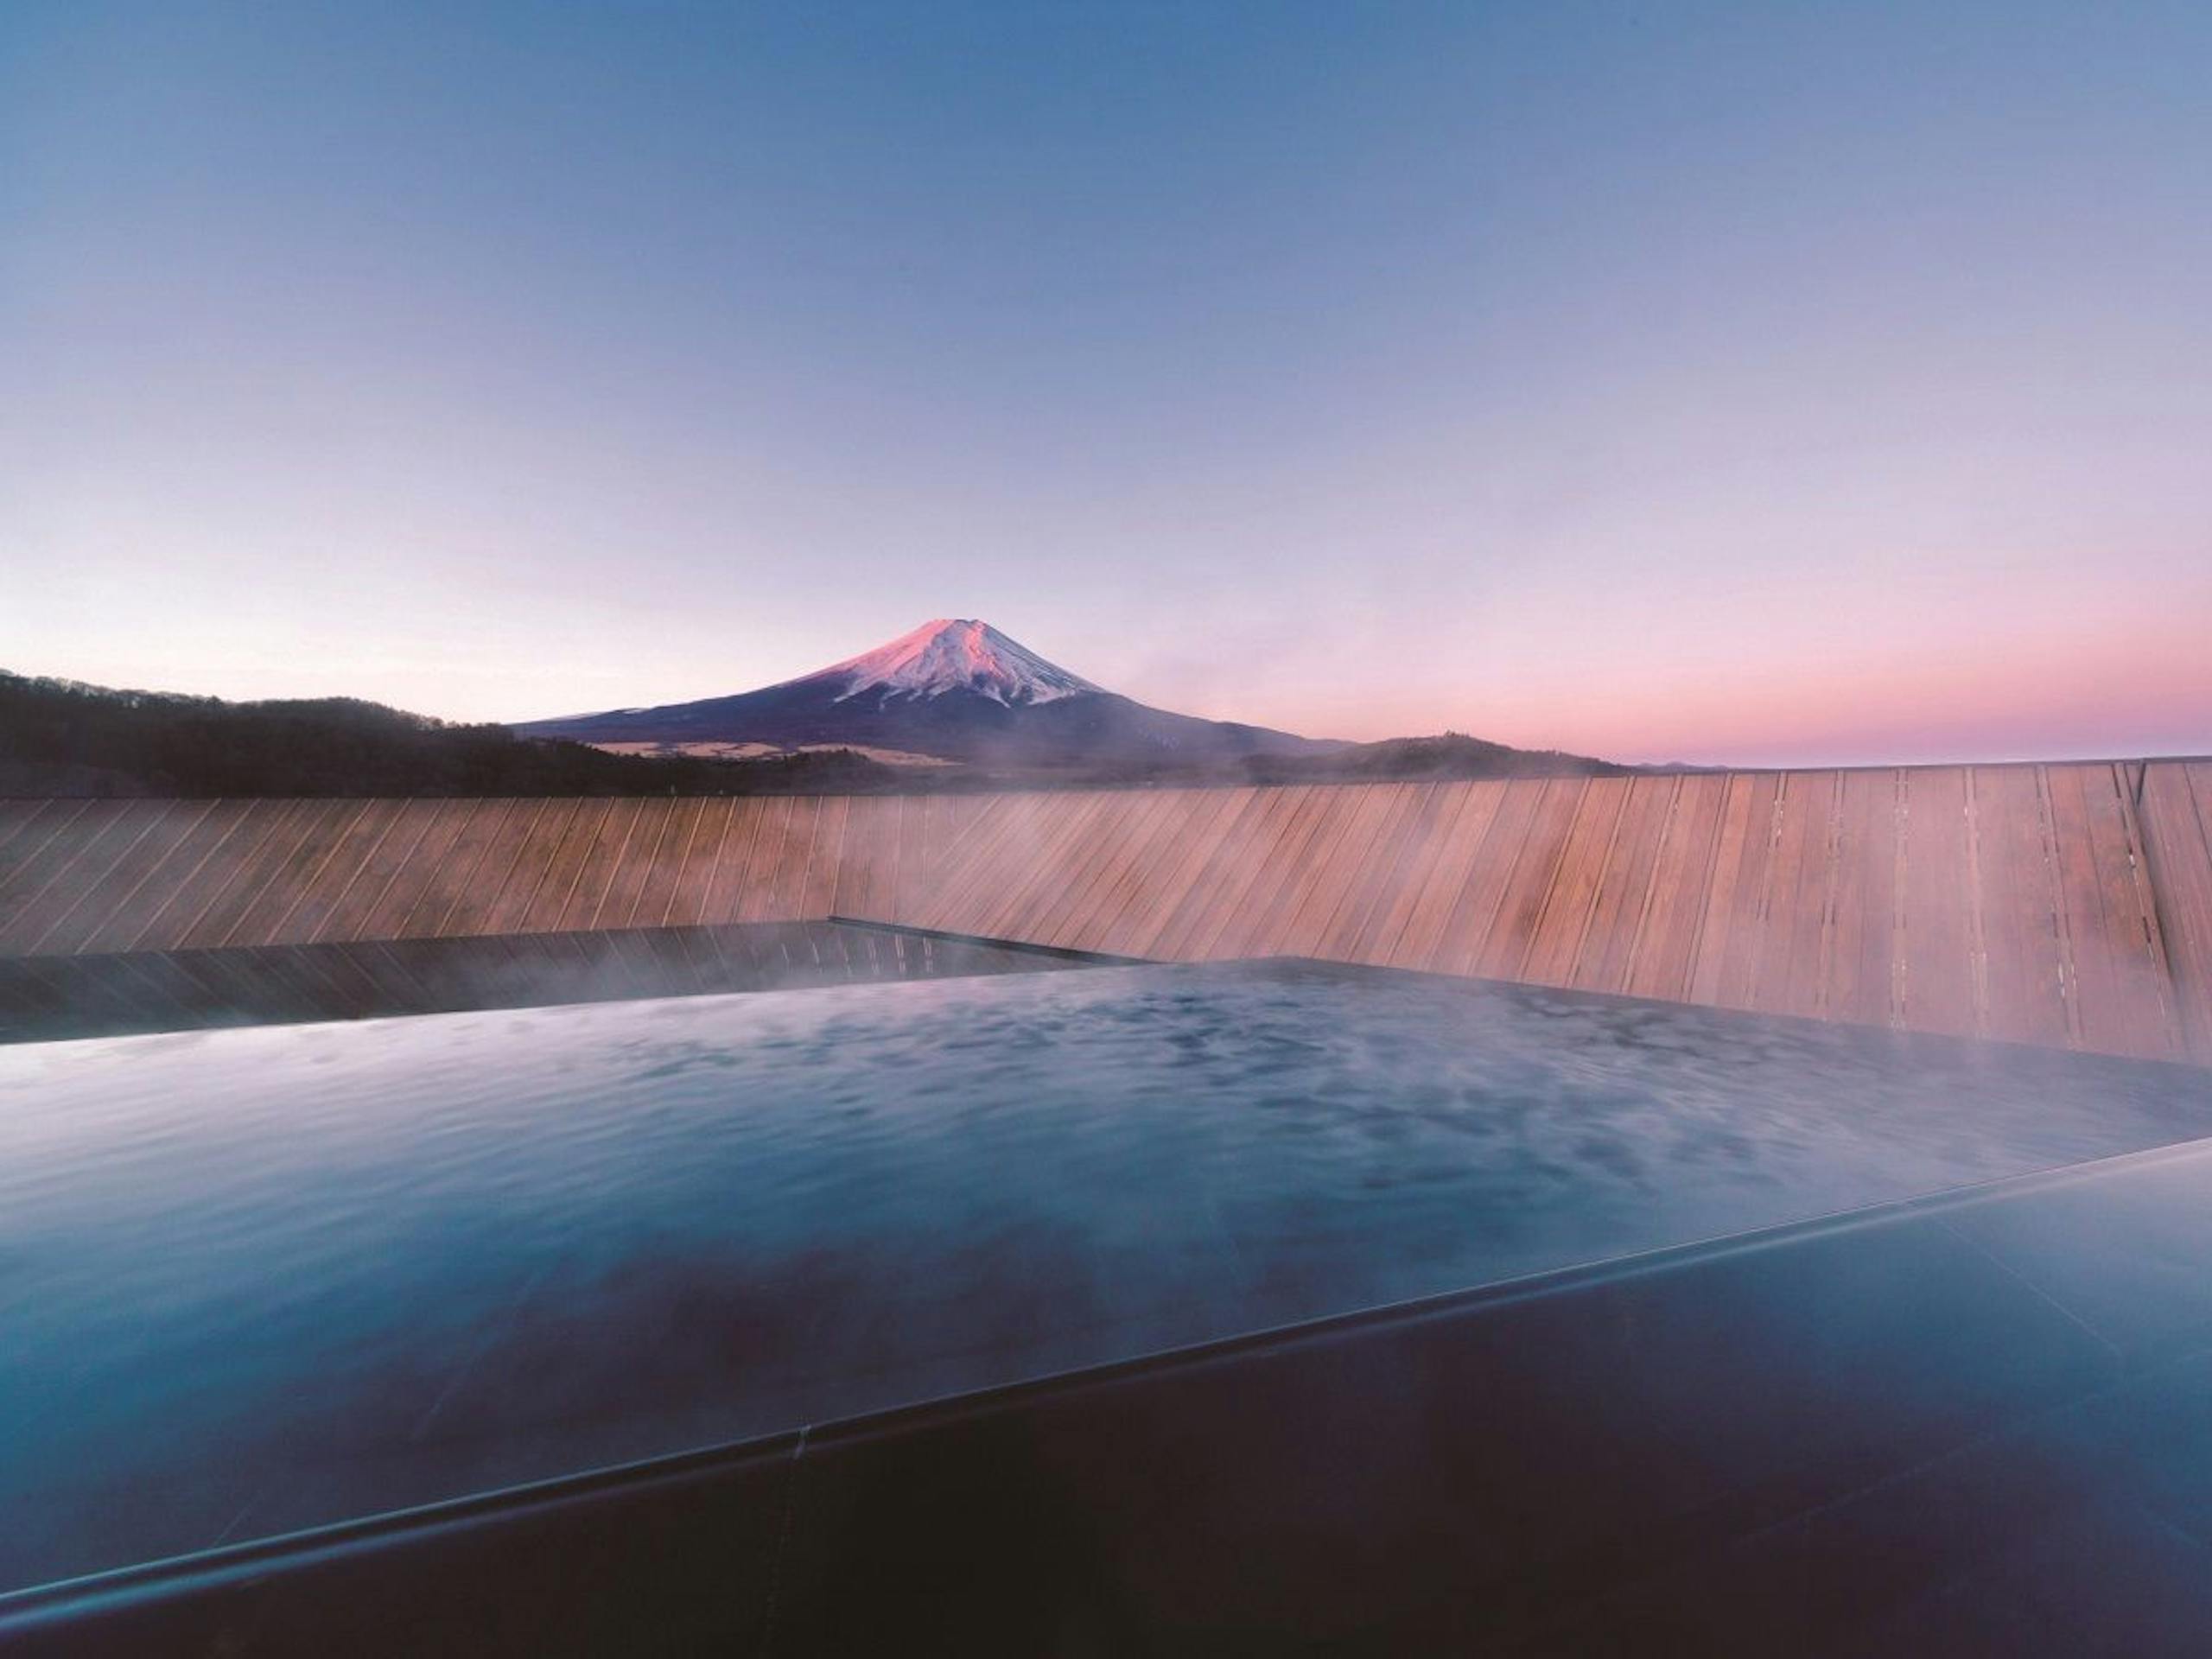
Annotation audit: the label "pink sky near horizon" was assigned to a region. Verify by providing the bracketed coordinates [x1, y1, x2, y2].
[1219, 591, 2212, 766]
[4, 3, 2209, 770]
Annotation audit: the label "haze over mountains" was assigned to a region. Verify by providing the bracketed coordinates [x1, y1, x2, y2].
[516, 619, 1346, 771]
[2, 620, 1630, 798]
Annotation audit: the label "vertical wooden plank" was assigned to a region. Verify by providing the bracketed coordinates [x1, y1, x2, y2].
[456, 799, 569, 936]
[403, 799, 524, 938]
[968, 792, 1091, 942]
[1262, 785, 1383, 960]
[2071, 763, 2184, 1061]
[1376, 784, 1504, 971]
[1401, 779, 1507, 976]
[1762, 772, 1838, 1021]
[2183, 764, 2212, 1061]
[1571, 774, 1675, 995]
[242, 798, 383, 948]
[1052, 787, 1194, 955]
[23, 800, 196, 955]
[1044, 791, 1160, 947]
[1971, 766, 2071, 1048]
[1116, 787, 1259, 958]
[988, 789, 1099, 940]
[1688, 773, 1779, 1011]
[1015, 787, 1109, 944]
[1147, 787, 1286, 961]
[1322, 783, 1439, 964]
[905, 793, 968, 925]
[311, 798, 448, 943]
[733, 798, 797, 924]
[1202, 785, 1333, 958]
[1419, 781, 1538, 976]
[1043, 788, 1174, 951]
[661, 799, 735, 926]
[153, 801, 309, 951]
[766, 796, 823, 919]
[1092, 791, 1247, 960]
[0, 800, 101, 925]
[1721, 772, 1790, 1013]
[880, 796, 933, 929]
[1897, 768, 1979, 1040]
[1521, 776, 1628, 989]
[208, 801, 369, 948]
[2138, 762, 2212, 1061]
[1468, 776, 1588, 982]
[1686, 774, 1757, 1006]
[265, 798, 412, 947]
[697, 798, 769, 925]
[563, 796, 645, 929]
[1019, 789, 1119, 942]
[830, 797, 899, 923]
[593, 798, 677, 930]
[2032, 766, 2088, 1052]
[164, 800, 296, 951]
[522, 798, 618, 933]
[1823, 771, 1902, 1031]
[880, 793, 946, 925]
[1621, 772, 1726, 1003]
[55, 800, 228, 955]
[0, 800, 164, 953]
[785, 795, 844, 920]
[893, 793, 987, 931]
[1115, 791, 1238, 960]
[632, 797, 712, 928]
[0, 798, 77, 863]
[433, 800, 550, 942]
[885, 793, 936, 925]
[896, 793, 944, 924]
[2042, 763, 2106, 1052]
[1042, 791, 1171, 950]
[827, 798, 881, 925]
[362, 801, 486, 940]
[903, 794, 998, 931]
[543, 796, 626, 931]
[85, 800, 249, 953]
[1313, 783, 1433, 964]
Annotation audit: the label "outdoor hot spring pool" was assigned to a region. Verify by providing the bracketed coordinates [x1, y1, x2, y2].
[4, 959, 2209, 1592]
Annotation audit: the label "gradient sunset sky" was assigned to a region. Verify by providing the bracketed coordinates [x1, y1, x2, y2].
[5, 1, 2208, 766]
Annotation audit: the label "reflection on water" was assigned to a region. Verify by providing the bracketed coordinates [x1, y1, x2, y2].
[3, 960, 2208, 1592]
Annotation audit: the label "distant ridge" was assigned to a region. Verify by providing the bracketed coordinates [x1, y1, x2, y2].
[514, 618, 1344, 770]
[1, 621, 1630, 797]
[0, 671, 902, 798]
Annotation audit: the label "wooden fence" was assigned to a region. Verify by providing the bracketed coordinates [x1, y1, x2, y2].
[5, 760, 2210, 1064]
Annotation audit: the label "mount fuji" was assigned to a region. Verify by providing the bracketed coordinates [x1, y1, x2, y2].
[514, 619, 1344, 771]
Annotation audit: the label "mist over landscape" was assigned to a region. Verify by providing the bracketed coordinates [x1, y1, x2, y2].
[5, 4, 2211, 1655]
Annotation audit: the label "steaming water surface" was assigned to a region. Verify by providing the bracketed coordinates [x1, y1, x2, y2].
[4, 960, 2209, 1592]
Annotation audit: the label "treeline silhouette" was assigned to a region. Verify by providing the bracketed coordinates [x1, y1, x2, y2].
[1233, 733, 1633, 784]
[3, 674, 1642, 798]
[0, 672, 915, 798]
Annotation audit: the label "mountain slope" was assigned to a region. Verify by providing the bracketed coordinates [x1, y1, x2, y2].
[515, 619, 1344, 769]
[0, 671, 910, 798]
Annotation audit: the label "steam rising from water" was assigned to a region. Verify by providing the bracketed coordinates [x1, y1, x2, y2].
[3, 961, 2207, 1591]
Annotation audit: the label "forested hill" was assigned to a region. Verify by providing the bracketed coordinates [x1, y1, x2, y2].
[2, 671, 1644, 798]
[0, 672, 906, 798]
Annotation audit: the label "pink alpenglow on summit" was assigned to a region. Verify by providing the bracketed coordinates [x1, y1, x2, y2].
[513, 619, 1338, 769]
[815, 620, 1103, 707]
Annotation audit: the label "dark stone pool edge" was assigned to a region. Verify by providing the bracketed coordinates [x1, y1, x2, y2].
[11, 1131, 2212, 1655]
[0, 920, 1100, 1046]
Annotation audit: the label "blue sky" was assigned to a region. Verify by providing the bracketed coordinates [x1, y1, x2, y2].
[4, 1, 2208, 763]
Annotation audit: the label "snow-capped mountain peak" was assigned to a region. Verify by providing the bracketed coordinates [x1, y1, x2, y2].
[810, 619, 1103, 707]
[514, 616, 1338, 766]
